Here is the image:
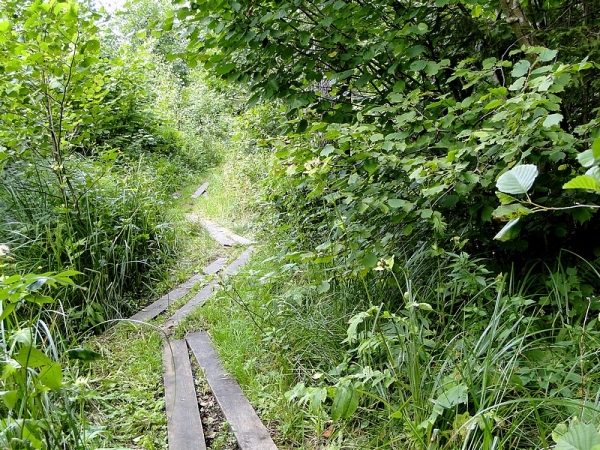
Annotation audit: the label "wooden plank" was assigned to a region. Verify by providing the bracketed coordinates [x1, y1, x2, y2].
[130, 258, 227, 322]
[163, 280, 219, 328]
[223, 247, 254, 276]
[191, 182, 209, 199]
[163, 248, 253, 328]
[186, 215, 253, 247]
[199, 220, 235, 247]
[186, 331, 278, 450]
[162, 339, 206, 450]
[200, 219, 254, 246]
[204, 257, 228, 275]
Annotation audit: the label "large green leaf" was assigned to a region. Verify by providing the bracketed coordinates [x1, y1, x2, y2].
[538, 48, 558, 62]
[496, 165, 538, 194]
[543, 113, 563, 128]
[494, 219, 521, 241]
[577, 150, 596, 168]
[361, 252, 378, 268]
[592, 137, 600, 159]
[331, 383, 359, 421]
[0, 302, 16, 321]
[14, 346, 53, 368]
[39, 362, 63, 390]
[555, 423, 600, 450]
[0, 390, 18, 409]
[512, 60, 530, 77]
[563, 175, 600, 192]
[492, 204, 532, 220]
[66, 348, 102, 362]
[434, 384, 468, 409]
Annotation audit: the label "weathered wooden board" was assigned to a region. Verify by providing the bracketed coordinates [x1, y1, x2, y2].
[186, 331, 278, 450]
[162, 248, 253, 327]
[203, 257, 228, 275]
[199, 219, 235, 247]
[199, 218, 253, 246]
[223, 247, 254, 276]
[191, 182, 209, 199]
[185, 215, 253, 247]
[162, 339, 206, 450]
[130, 257, 227, 322]
[163, 280, 219, 328]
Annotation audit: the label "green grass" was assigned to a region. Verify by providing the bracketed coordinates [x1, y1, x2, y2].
[90, 323, 167, 449]
[174, 147, 266, 237]
[78, 137, 600, 449]
[177, 250, 305, 448]
[84, 145, 269, 449]
[176, 236, 600, 449]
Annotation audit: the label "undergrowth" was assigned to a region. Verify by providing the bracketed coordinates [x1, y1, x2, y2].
[187, 240, 600, 449]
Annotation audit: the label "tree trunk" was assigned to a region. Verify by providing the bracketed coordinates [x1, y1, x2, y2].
[498, 0, 540, 48]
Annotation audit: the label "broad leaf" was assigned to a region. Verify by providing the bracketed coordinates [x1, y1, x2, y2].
[388, 199, 406, 209]
[331, 383, 359, 421]
[496, 165, 538, 194]
[0, 390, 18, 409]
[496, 192, 518, 205]
[39, 362, 62, 390]
[434, 384, 468, 409]
[0, 302, 16, 321]
[361, 252, 378, 268]
[512, 60, 530, 77]
[555, 423, 600, 450]
[492, 204, 532, 220]
[543, 113, 563, 128]
[538, 48, 558, 62]
[363, 160, 378, 174]
[563, 175, 600, 192]
[15, 346, 53, 368]
[577, 150, 596, 168]
[592, 137, 600, 159]
[494, 219, 521, 241]
[66, 348, 102, 362]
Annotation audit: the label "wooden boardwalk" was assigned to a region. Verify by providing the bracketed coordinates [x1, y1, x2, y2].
[130, 213, 272, 450]
[162, 340, 206, 450]
[187, 331, 278, 450]
[130, 258, 227, 322]
[185, 214, 254, 247]
[191, 182, 209, 199]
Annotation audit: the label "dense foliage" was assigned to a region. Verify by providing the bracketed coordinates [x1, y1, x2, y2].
[168, 1, 600, 449]
[0, 0, 226, 331]
[175, 0, 600, 271]
[0, 0, 237, 447]
[3, 0, 600, 448]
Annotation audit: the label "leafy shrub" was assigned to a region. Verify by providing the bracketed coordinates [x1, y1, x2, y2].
[0, 262, 102, 449]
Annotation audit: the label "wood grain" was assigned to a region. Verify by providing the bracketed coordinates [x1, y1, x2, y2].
[162, 339, 206, 450]
[187, 331, 278, 450]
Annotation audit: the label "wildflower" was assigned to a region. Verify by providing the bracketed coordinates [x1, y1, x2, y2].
[0, 244, 9, 257]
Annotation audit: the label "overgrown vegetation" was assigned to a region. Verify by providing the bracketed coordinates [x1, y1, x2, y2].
[168, 0, 600, 449]
[0, 0, 237, 447]
[4, 0, 600, 448]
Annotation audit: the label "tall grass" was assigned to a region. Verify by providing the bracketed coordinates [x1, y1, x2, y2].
[0, 269, 103, 448]
[0, 155, 182, 332]
[200, 241, 600, 449]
